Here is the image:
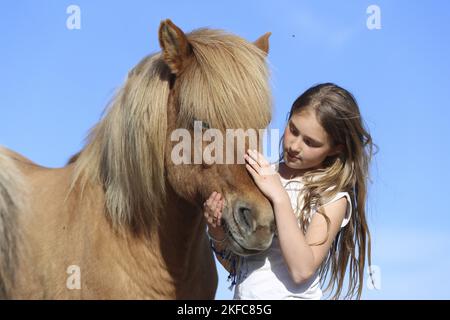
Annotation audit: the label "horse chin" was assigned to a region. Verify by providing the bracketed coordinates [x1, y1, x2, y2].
[222, 219, 270, 257]
[226, 234, 264, 257]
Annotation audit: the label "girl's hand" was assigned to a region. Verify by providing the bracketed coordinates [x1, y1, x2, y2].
[203, 191, 226, 241]
[244, 149, 286, 203]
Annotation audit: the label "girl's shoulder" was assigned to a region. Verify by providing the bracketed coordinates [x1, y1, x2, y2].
[317, 191, 353, 228]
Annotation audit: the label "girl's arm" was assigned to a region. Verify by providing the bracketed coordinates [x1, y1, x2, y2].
[243, 149, 349, 284]
[271, 192, 348, 284]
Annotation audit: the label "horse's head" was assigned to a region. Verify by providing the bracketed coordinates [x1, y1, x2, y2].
[73, 20, 275, 256]
[157, 20, 275, 256]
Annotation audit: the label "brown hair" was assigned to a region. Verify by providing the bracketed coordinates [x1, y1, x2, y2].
[278, 83, 377, 299]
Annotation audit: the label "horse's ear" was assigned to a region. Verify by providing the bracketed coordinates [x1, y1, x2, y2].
[253, 32, 271, 55]
[158, 19, 192, 75]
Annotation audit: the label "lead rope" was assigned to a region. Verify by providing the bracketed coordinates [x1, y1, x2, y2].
[208, 237, 248, 291]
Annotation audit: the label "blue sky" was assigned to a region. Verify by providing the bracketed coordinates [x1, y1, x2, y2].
[1, 1, 449, 299]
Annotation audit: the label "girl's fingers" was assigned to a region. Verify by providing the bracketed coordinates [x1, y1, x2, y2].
[248, 149, 269, 167]
[214, 201, 222, 218]
[246, 150, 258, 164]
[245, 163, 258, 178]
[210, 199, 223, 226]
[244, 155, 258, 173]
[204, 192, 225, 227]
[205, 193, 214, 209]
[248, 149, 261, 165]
[207, 192, 216, 209]
[211, 200, 218, 212]
[217, 201, 224, 226]
[206, 193, 213, 207]
[208, 192, 220, 202]
[257, 153, 269, 167]
[211, 192, 222, 211]
[245, 153, 260, 176]
[215, 201, 222, 216]
[215, 193, 221, 204]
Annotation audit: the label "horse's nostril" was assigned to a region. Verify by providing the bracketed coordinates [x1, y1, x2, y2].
[238, 206, 254, 231]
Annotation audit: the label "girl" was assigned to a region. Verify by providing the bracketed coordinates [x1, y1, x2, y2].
[204, 83, 375, 300]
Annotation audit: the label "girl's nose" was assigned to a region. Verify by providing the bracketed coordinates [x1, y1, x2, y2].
[289, 140, 304, 153]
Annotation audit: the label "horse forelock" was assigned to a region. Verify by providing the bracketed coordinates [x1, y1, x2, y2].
[178, 28, 272, 131]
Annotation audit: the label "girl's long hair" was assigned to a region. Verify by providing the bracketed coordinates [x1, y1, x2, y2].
[278, 83, 377, 299]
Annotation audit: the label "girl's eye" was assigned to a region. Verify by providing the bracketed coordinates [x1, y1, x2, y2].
[304, 139, 317, 147]
[289, 125, 298, 135]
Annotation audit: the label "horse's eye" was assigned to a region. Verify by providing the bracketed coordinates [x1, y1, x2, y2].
[193, 118, 210, 130]
[202, 121, 210, 129]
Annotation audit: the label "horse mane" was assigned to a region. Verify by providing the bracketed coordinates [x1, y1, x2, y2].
[0, 148, 24, 297]
[70, 28, 272, 232]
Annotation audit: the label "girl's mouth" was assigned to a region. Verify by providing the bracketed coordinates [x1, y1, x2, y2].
[287, 152, 301, 161]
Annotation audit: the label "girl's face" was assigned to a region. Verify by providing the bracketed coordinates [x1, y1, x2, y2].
[283, 109, 341, 172]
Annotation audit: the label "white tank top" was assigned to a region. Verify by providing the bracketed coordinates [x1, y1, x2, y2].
[233, 162, 352, 300]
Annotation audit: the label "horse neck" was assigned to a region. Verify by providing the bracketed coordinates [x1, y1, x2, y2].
[74, 180, 210, 297]
[116, 182, 207, 279]
[156, 183, 207, 265]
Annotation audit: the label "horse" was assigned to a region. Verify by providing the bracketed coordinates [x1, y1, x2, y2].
[0, 19, 275, 299]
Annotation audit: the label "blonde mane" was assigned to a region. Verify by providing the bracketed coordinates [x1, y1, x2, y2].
[70, 28, 272, 232]
[0, 148, 25, 297]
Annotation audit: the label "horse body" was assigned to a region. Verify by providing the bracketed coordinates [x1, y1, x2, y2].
[0, 19, 274, 299]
